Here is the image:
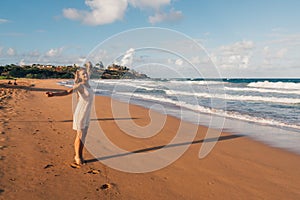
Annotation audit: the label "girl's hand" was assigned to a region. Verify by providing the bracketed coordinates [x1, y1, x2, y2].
[74, 70, 80, 83]
[85, 61, 92, 77]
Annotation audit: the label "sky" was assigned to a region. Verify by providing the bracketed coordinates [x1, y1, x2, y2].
[0, 0, 300, 78]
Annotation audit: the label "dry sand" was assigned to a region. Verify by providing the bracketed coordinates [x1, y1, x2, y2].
[0, 79, 300, 200]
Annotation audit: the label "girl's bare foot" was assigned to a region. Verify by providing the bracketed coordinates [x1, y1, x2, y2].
[74, 156, 84, 165]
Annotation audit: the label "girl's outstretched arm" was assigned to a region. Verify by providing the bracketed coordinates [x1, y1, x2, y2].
[45, 88, 73, 97]
[45, 82, 83, 97]
[46, 69, 84, 97]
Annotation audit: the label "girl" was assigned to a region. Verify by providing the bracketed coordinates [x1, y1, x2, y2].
[46, 62, 94, 165]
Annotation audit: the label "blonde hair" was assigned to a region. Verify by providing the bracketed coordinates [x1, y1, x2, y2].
[74, 68, 88, 84]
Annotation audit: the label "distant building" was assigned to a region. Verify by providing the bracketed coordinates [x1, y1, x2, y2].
[107, 64, 129, 71]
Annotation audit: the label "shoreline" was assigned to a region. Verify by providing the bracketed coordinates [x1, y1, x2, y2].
[1, 79, 300, 199]
[90, 78, 300, 155]
[104, 93, 300, 156]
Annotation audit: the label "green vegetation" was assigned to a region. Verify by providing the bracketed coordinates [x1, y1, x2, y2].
[0, 64, 78, 79]
[0, 76, 10, 80]
[0, 63, 148, 79]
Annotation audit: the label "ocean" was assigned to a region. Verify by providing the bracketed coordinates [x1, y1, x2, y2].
[60, 78, 300, 154]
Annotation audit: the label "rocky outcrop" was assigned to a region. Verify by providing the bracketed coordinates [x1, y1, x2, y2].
[100, 64, 149, 79]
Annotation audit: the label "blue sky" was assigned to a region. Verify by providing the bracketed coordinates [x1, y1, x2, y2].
[0, 0, 300, 77]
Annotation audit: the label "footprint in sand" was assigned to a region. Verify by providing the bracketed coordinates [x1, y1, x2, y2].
[44, 164, 54, 169]
[70, 163, 81, 169]
[86, 168, 101, 174]
[100, 183, 117, 190]
[0, 145, 7, 150]
[32, 129, 40, 135]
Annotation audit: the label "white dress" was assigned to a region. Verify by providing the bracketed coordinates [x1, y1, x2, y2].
[73, 84, 94, 130]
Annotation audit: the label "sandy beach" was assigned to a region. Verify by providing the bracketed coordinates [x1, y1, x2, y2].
[0, 79, 300, 200]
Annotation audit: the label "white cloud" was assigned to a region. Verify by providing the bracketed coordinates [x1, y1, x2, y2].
[86, 49, 110, 66]
[129, 0, 171, 10]
[63, 0, 128, 26]
[18, 59, 26, 66]
[219, 40, 254, 54]
[165, 58, 183, 66]
[213, 40, 254, 69]
[63, 0, 180, 26]
[46, 47, 64, 57]
[217, 55, 251, 69]
[149, 9, 183, 24]
[209, 34, 300, 77]
[63, 8, 82, 20]
[0, 18, 9, 24]
[115, 48, 135, 66]
[0, 46, 89, 66]
[7, 48, 16, 56]
[261, 46, 290, 68]
[175, 58, 183, 66]
[28, 50, 41, 57]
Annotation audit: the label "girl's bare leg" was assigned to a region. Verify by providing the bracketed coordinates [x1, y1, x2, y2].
[74, 128, 88, 165]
